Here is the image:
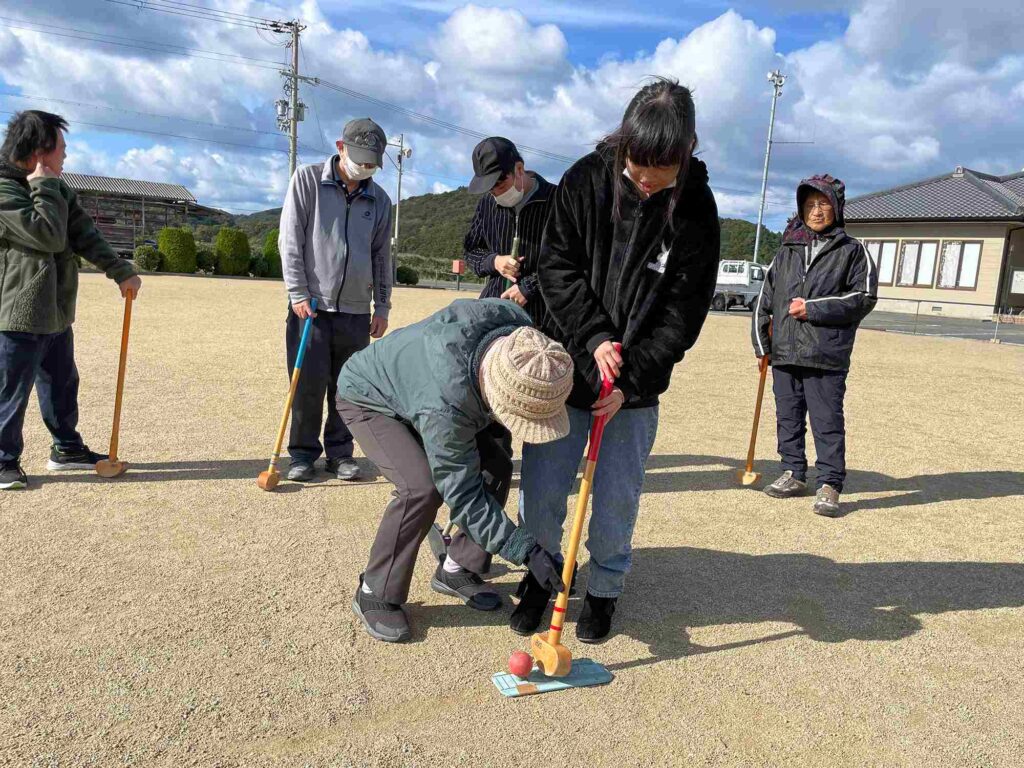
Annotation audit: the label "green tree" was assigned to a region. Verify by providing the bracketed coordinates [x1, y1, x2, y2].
[214, 227, 251, 276]
[157, 227, 197, 273]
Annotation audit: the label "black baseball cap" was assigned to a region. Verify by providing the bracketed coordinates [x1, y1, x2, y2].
[468, 137, 522, 194]
[342, 118, 387, 167]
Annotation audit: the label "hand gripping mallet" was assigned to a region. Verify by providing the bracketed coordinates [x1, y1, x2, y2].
[737, 353, 769, 487]
[258, 299, 318, 491]
[95, 290, 135, 479]
[530, 344, 620, 677]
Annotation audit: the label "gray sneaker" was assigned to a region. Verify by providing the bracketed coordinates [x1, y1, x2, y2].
[764, 470, 807, 498]
[286, 461, 315, 482]
[430, 563, 502, 611]
[325, 457, 361, 481]
[352, 575, 411, 643]
[813, 484, 841, 517]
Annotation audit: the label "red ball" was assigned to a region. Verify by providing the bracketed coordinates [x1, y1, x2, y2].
[508, 650, 533, 678]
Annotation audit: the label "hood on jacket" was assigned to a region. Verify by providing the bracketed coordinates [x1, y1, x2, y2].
[783, 173, 846, 245]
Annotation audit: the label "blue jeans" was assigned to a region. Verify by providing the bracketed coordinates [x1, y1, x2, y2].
[0, 329, 85, 463]
[519, 405, 658, 598]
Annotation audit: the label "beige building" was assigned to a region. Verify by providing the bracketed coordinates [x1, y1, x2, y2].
[845, 166, 1024, 320]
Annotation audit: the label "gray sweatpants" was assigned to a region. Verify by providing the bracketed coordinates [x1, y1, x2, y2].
[336, 400, 512, 604]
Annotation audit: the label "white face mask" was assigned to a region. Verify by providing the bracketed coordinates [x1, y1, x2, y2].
[342, 150, 377, 181]
[493, 170, 524, 207]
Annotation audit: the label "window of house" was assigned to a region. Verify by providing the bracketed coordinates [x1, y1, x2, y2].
[897, 240, 939, 287]
[865, 240, 898, 285]
[937, 240, 983, 289]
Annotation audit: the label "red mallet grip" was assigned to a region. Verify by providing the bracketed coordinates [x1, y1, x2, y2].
[588, 342, 621, 461]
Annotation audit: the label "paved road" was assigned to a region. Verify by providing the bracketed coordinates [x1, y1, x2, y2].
[711, 307, 1024, 345]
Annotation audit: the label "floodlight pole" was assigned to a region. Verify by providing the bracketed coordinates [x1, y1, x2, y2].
[754, 70, 786, 263]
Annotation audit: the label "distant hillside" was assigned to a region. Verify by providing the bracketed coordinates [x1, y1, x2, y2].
[226, 186, 783, 275]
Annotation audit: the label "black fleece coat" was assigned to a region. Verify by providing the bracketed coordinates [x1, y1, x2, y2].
[537, 147, 720, 410]
[751, 174, 878, 372]
[463, 173, 555, 326]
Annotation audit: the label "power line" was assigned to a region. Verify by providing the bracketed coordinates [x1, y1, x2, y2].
[127, 0, 280, 25]
[102, 0, 271, 30]
[0, 109, 291, 154]
[2, 90, 280, 138]
[315, 78, 578, 165]
[0, 17, 282, 70]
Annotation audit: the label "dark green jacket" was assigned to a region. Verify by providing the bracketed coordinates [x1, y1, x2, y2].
[337, 298, 537, 565]
[0, 168, 137, 335]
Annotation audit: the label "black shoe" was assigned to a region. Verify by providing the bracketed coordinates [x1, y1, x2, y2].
[325, 457, 361, 481]
[47, 445, 107, 471]
[352, 575, 410, 643]
[430, 563, 502, 611]
[0, 460, 28, 490]
[286, 461, 315, 482]
[576, 593, 617, 643]
[509, 571, 552, 636]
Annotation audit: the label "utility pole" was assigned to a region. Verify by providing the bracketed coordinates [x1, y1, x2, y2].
[388, 134, 412, 279]
[754, 70, 786, 264]
[273, 20, 307, 177]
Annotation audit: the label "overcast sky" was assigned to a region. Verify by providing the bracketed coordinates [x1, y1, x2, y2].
[2, 0, 1022, 230]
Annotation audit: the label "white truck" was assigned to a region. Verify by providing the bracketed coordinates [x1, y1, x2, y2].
[712, 259, 767, 312]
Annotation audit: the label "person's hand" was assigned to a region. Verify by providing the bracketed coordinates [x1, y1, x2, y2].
[27, 161, 59, 181]
[756, 353, 771, 367]
[594, 340, 623, 382]
[494, 255, 521, 281]
[500, 284, 527, 307]
[789, 298, 807, 321]
[592, 386, 624, 421]
[291, 300, 317, 319]
[369, 314, 388, 339]
[526, 544, 566, 594]
[118, 275, 142, 299]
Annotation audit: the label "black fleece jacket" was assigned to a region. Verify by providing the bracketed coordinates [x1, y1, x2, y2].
[538, 147, 720, 410]
[751, 174, 878, 372]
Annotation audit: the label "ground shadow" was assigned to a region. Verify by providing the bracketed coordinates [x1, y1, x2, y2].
[512, 453, 1023, 514]
[406, 547, 1024, 668]
[30, 458, 383, 485]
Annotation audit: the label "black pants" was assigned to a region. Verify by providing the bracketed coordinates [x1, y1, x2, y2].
[337, 399, 512, 604]
[772, 364, 847, 492]
[286, 310, 370, 463]
[0, 329, 85, 463]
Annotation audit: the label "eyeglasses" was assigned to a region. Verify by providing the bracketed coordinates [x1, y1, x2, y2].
[805, 201, 833, 212]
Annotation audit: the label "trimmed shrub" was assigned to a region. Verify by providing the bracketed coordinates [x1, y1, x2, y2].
[157, 227, 197, 274]
[262, 229, 282, 278]
[196, 247, 216, 274]
[133, 245, 163, 272]
[214, 227, 251, 276]
[396, 265, 419, 286]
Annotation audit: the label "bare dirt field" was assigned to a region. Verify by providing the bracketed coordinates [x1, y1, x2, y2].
[2, 273, 1023, 767]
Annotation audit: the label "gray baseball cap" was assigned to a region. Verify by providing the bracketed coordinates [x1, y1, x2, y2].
[342, 118, 387, 167]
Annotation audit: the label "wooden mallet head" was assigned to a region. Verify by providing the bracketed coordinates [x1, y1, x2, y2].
[256, 470, 280, 491]
[95, 459, 129, 478]
[530, 630, 573, 678]
[737, 469, 762, 486]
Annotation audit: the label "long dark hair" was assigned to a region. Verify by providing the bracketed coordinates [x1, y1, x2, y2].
[602, 78, 697, 235]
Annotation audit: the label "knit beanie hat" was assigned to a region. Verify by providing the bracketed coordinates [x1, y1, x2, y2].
[483, 327, 574, 444]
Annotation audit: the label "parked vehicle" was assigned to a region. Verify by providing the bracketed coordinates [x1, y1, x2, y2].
[712, 259, 767, 311]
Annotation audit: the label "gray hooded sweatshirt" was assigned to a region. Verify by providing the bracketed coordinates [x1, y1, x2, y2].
[279, 156, 393, 317]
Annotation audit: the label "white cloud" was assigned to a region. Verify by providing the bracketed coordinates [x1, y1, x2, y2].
[431, 181, 454, 194]
[429, 5, 570, 95]
[1, 0, 1021, 227]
